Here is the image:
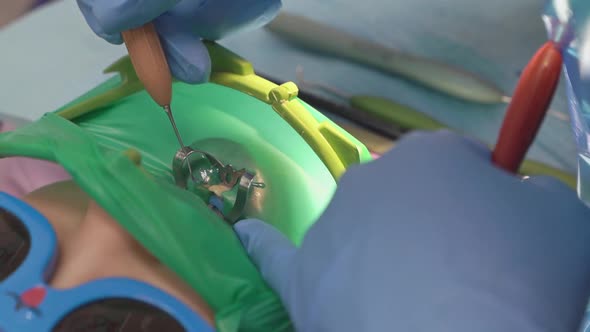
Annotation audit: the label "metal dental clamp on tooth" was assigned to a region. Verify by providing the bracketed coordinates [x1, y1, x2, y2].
[172, 145, 264, 224]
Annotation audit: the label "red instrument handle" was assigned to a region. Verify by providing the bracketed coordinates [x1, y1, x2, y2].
[492, 41, 563, 173]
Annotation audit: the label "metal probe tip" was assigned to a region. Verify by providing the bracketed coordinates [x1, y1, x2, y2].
[163, 105, 197, 181]
[163, 105, 186, 148]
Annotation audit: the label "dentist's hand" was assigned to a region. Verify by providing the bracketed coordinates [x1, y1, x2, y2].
[235, 130, 590, 331]
[77, 0, 281, 83]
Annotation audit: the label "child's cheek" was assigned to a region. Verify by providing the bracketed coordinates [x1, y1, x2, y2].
[0, 121, 71, 198]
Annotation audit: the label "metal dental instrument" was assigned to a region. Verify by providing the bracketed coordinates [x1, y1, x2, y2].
[121, 23, 193, 174]
[266, 13, 510, 105]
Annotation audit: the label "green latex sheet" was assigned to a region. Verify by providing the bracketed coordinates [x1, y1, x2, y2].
[0, 75, 370, 330]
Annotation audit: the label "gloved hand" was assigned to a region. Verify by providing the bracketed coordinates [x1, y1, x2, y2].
[234, 130, 590, 331]
[77, 0, 281, 83]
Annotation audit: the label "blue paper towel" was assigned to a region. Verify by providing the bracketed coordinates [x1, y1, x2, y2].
[0, 0, 577, 172]
[220, 0, 577, 173]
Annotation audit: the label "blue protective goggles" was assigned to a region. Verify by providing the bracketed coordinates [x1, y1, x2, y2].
[0, 192, 213, 332]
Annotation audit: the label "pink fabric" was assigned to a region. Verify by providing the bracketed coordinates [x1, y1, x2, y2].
[0, 120, 71, 198]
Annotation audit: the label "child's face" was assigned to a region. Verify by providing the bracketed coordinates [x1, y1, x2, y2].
[22, 180, 215, 325]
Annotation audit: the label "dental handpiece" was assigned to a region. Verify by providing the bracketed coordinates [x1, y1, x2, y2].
[121, 23, 189, 155]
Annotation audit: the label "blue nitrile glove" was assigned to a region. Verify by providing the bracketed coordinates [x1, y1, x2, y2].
[235, 130, 590, 331]
[77, 0, 281, 83]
